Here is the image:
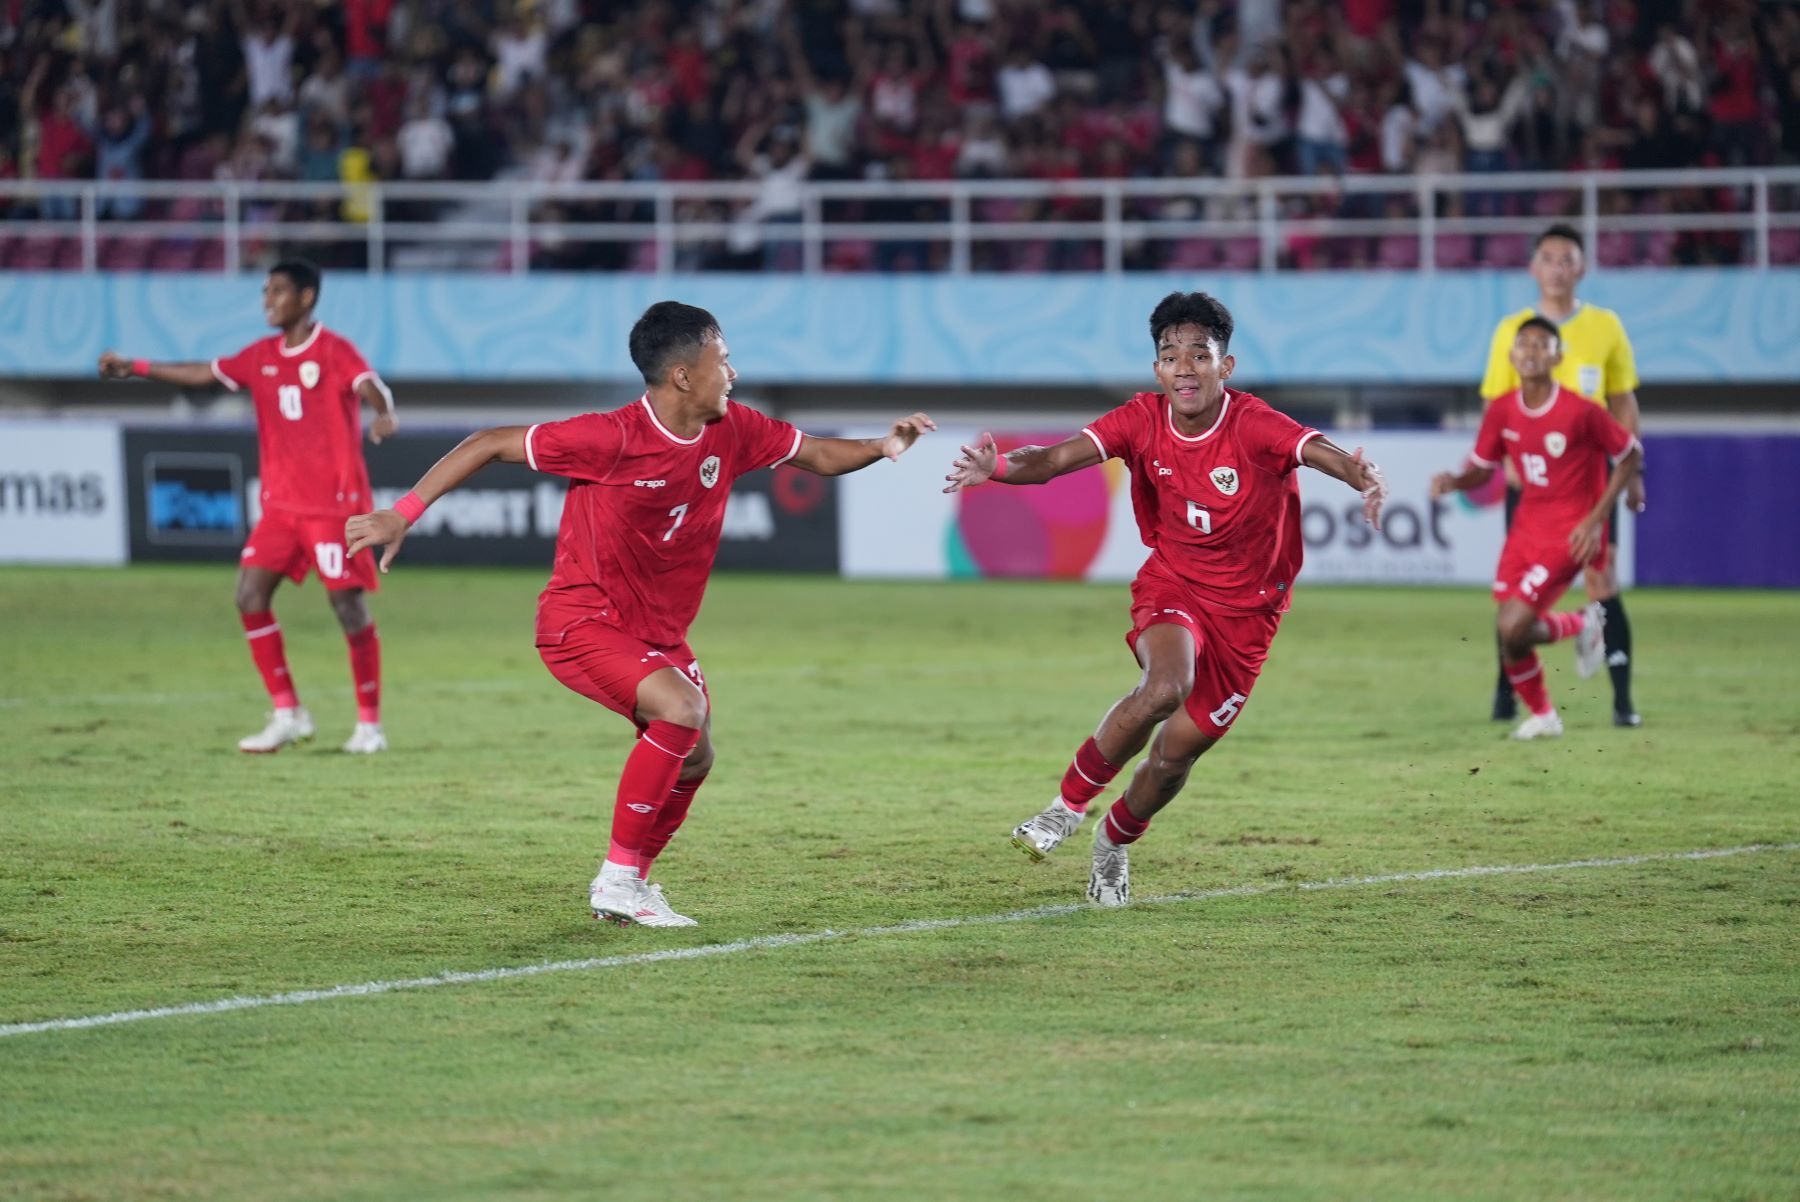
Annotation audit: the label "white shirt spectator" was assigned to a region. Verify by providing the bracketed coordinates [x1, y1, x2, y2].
[492, 23, 548, 98]
[1380, 102, 1416, 172]
[251, 104, 299, 173]
[243, 29, 295, 108]
[805, 91, 863, 168]
[1296, 76, 1348, 146]
[1227, 67, 1288, 145]
[997, 59, 1057, 122]
[398, 112, 455, 178]
[1163, 59, 1225, 140]
[299, 69, 351, 128]
[1404, 58, 1465, 134]
[870, 73, 920, 131]
[1649, 31, 1704, 113]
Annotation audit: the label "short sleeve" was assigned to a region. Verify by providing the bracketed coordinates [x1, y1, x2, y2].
[1237, 400, 1319, 477]
[1479, 316, 1520, 401]
[1583, 400, 1637, 460]
[1605, 313, 1639, 396]
[333, 335, 379, 394]
[1470, 400, 1506, 467]
[211, 341, 261, 392]
[525, 413, 625, 483]
[727, 403, 803, 476]
[1082, 397, 1152, 466]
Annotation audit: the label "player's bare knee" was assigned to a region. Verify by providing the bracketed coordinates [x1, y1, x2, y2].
[235, 580, 273, 614]
[329, 590, 370, 633]
[654, 692, 708, 731]
[1133, 678, 1190, 722]
[682, 741, 715, 778]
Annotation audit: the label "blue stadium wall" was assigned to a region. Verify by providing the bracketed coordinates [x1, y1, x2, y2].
[2, 270, 1797, 383]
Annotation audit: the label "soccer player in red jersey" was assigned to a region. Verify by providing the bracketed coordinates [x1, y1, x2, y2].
[345, 301, 935, 928]
[943, 292, 1387, 906]
[99, 260, 398, 755]
[1432, 317, 1642, 741]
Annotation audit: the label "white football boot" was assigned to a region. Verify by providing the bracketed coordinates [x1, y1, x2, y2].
[589, 871, 693, 928]
[1573, 601, 1607, 680]
[640, 883, 699, 928]
[237, 706, 315, 753]
[1087, 828, 1132, 907]
[342, 722, 388, 754]
[1511, 710, 1565, 740]
[1011, 799, 1086, 863]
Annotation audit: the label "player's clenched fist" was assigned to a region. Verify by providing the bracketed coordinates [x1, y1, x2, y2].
[345, 510, 410, 573]
[97, 351, 133, 379]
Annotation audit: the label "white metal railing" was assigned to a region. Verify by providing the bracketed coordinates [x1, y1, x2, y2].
[0, 168, 1796, 274]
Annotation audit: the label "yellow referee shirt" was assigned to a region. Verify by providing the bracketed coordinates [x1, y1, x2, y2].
[1479, 303, 1639, 405]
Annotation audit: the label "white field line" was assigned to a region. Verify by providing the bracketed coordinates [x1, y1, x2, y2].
[3, 842, 1793, 1040]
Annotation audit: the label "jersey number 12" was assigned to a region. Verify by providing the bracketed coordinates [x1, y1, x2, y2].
[1521, 453, 1549, 486]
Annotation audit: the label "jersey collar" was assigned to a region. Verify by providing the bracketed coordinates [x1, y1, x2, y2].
[1516, 382, 1562, 418]
[1166, 389, 1232, 443]
[278, 323, 324, 357]
[640, 395, 704, 446]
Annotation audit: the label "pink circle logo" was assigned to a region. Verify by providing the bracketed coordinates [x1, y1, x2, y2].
[950, 434, 1121, 578]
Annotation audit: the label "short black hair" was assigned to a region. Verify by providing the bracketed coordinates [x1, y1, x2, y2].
[1535, 223, 1584, 254]
[1516, 315, 1561, 343]
[1149, 291, 1233, 353]
[269, 258, 321, 300]
[629, 301, 723, 385]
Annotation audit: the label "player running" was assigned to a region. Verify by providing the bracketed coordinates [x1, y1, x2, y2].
[99, 260, 398, 755]
[1479, 224, 1644, 726]
[944, 292, 1387, 906]
[1433, 317, 1642, 741]
[346, 301, 934, 929]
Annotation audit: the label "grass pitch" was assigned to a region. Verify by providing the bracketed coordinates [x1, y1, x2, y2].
[1, 567, 1796, 1201]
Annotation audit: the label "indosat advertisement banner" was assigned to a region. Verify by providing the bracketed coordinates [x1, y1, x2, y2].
[839, 426, 1634, 589]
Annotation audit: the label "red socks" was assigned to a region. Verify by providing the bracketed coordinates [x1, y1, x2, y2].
[607, 721, 702, 870]
[1060, 737, 1121, 813]
[640, 774, 707, 877]
[1505, 653, 1554, 717]
[1100, 798, 1151, 846]
[241, 611, 299, 709]
[346, 624, 380, 723]
[1541, 610, 1586, 642]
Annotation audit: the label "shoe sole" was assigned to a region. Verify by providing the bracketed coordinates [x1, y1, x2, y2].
[238, 733, 315, 754]
[1010, 831, 1052, 863]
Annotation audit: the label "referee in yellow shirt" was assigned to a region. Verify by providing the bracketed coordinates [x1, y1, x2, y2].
[1478, 224, 1645, 726]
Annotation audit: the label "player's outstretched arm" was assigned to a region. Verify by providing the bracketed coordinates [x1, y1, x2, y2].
[1301, 437, 1388, 527]
[1568, 442, 1642, 563]
[942, 432, 1101, 493]
[345, 425, 530, 572]
[1429, 459, 1496, 499]
[96, 351, 217, 390]
[789, 412, 936, 476]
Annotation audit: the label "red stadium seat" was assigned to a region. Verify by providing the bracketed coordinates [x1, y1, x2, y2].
[1219, 237, 1261, 271]
[1770, 229, 1800, 265]
[1434, 234, 1475, 269]
[1480, 234, 1531, 268]
[1377, 235, 1420, 270]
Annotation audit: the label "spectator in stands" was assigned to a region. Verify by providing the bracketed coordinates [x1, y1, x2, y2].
[1160, 40, 1226, 172]
[237, 3, 297, 110]
[91, 97, 150, 219]
[996, 42, 1056, 124]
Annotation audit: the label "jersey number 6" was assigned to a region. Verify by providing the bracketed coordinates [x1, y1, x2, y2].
[1186, 501, 1213, 534]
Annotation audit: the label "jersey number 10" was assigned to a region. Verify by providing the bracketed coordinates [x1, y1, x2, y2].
[278, 385, 304, 421]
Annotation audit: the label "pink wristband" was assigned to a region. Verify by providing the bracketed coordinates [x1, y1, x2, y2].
[990, 450, 1009, 480]
[130, 358, 150, 377]
[393, 491, 428, 525]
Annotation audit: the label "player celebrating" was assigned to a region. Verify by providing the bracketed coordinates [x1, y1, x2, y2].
[1479, 224, 1644, 725]
[944, 292, 1386, 907]
[99, 260, 398, 755]
[1433, 318, 1642, 741]
[346, 301, 934, 928]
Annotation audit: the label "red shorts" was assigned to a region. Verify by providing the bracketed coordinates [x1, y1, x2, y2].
[1125, 574, 1282, 738]
[1493, 527, 1610, 615]
[241, 508, 378, 592]
[536, 614, 707, 730]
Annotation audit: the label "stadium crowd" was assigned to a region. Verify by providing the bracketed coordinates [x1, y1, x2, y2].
[2, 0, 1796, 269]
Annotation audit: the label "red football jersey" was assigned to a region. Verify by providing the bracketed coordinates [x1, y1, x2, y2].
[1471, 384, 1636, 536]
[212, 324, 381, 517]
[1085, 389, 1321, 615]
[528, 396, 804, 646]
